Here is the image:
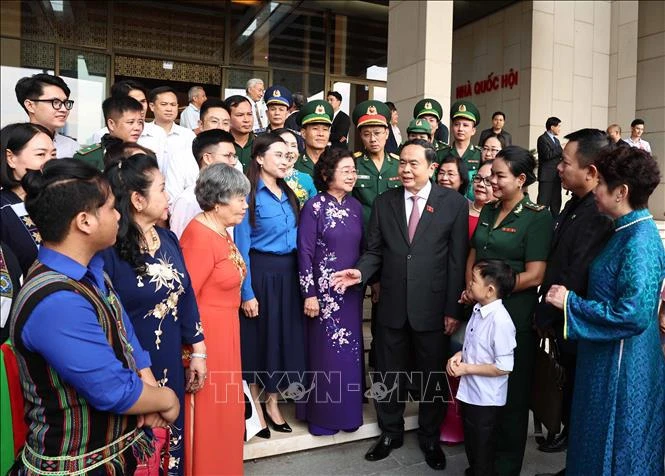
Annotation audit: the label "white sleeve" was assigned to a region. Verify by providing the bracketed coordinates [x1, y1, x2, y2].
[170, 196, 200, 239]
[492, 311, 517, 372]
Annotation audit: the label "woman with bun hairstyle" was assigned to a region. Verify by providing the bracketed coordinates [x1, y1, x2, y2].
[100, 154, 206, 476]
[460, 146, 553, 475]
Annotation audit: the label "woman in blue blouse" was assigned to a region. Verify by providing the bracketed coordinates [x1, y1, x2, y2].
[101, 153, 206, 475]
[236, 133, 305, 437]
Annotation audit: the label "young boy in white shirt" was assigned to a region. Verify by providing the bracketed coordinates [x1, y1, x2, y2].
[447, 259, 517, 476]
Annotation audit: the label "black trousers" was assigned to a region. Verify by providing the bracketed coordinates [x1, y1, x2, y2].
[461, 402, 502, 476]
[373, 320, 448, 444]
[537, 177, 562, 218]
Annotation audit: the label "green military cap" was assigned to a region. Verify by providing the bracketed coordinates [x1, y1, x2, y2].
[450, 100, 480, 126]
[406, 118, 432, 135]
[352, 100, 391, 128]
[296, 100, 334, 127]
[413, 98, 443, 121]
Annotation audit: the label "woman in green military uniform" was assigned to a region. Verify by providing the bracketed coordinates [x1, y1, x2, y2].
[461, 146, 552, 476]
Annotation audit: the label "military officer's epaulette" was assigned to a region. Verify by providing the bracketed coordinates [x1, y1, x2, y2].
[76, 143, 102, 155]
[388, 152, 399, 160]
[524, 201, 546, 211]
[353, 151, 364, 158]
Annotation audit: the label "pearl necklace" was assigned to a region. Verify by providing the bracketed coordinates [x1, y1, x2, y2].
[614, 214, 652, 232]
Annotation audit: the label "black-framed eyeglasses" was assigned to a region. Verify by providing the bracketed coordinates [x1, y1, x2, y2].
[472, 174, 492, 186]
[29, 98, 75, 110]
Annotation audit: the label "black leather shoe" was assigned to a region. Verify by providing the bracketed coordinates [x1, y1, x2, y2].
[420, 441, 447, 470]
[256, 427, 271, 439]
[365, 434, 403, 461]
[538, 433, 568, 453]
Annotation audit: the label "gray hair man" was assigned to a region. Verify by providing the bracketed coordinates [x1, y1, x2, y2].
[245, 78, 268, 134]
[180, 86, 207, 130]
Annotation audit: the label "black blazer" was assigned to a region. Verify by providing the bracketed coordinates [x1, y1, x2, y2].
[386, 126, 400, 154]
[536, 132, 562, 181]
[330, 111, 351, 148]
[356, 184, 469, 332]
[535, 192, 613, 349]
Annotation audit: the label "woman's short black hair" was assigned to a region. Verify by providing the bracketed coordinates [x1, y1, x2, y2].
[481, 133, 506, 150]
[22, 158, 110, 243]
[438, 155, 470, 196]
[314, 147, 354, 192]
[595, 146, 660, 209]
[495, 146, 537, 187]
[1, 122, 53, 189]
[473, 259, 515, 298]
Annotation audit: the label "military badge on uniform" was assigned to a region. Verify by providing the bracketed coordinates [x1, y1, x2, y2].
[315, 105, 325, 114]
[424, 102, 432, 110]
[367, 105, 377, 115]
[274, 90, 281, 97]
[459, 104, 466, 112]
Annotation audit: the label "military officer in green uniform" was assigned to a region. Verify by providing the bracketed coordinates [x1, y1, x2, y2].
[438, 100, 483, 199]
[462, 147, 552, 476]
[293, 99, 334, 177]
[412, 98, 448, 156]
[406, 118, 432, 142]
[74, 95, 144, 170]
[351, 100, 401, 227]
[225, 95, 255, 172]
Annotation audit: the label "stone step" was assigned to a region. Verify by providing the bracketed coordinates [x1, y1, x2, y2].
[243, 401, 420, 461]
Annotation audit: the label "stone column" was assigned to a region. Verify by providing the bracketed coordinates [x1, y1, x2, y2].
[637, 1, 665, 218]
[386, 0, 453, 134]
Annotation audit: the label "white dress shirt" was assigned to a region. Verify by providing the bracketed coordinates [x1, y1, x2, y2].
[404, 180, 432, 223]
[391, 124, 402, 145]
[456, 299, 516, 406]
[91, 127, 109, 144]
[54, 133, 79, 159]
[141, 122, 198, 207]
[170, 183, 234, 240]
[625, 136, 651, 154]
[246, 96, 268, 133]
[179, 103, 200, 130]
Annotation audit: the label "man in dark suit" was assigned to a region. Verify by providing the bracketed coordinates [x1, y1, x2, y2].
[477, 111, 512, 147]
[533, 129, 613, 474]
[333, 139, 468, 470]
[537, 116, 563, 218]
[327, 90, 351, 149]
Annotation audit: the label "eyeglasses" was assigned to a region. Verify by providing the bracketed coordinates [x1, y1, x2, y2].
[336, 168, 358, 177]
[210, 151, 238, 161]
[29, 98, 75, 110]
[361, 130, 386, 140]
[438, 171, 458, 179]
[482, 146, 501, 154]
[472, 174, 492, 186]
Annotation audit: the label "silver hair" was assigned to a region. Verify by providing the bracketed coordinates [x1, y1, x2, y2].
[246, 78, 264, 91]
[195, 163, 250, 211]
[188, 86, 203, 102]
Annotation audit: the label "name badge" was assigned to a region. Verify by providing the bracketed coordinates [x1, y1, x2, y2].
[357, 174, 371, 180]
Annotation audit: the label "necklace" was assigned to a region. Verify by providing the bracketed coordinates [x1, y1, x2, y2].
[471, 203, 483, 213]
[140, 226, 159, 253]
[614, 214, 652, 232]
[204, 212, 227, 238]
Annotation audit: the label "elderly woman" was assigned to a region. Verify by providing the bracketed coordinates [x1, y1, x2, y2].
[235, 133, 305, 437]
[101, 154, 206, 476]
[1, 123, 56, 273]
[180, 164, 250, 475]
[296, 147, 364, 436]
[437, 155, 470, 197]
[468, 160, 495, 239]
[274, 127, 317, 206]
[481, 134, 504, 163]
[546, 147, 664, 476]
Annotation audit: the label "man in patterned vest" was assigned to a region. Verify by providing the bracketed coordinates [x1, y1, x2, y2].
[9, 159, 179, 475]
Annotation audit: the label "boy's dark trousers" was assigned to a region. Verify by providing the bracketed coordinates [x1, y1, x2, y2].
[461, 401, 502, 476]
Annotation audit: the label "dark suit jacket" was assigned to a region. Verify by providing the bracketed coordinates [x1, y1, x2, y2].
[356, 184, 469, 332]
[535, 191, 613, 351]
[330, 111, 351, 148]
[536, 132, 563, 181]
[386, 126, 400, 154]
[434, 122, 449, 144]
